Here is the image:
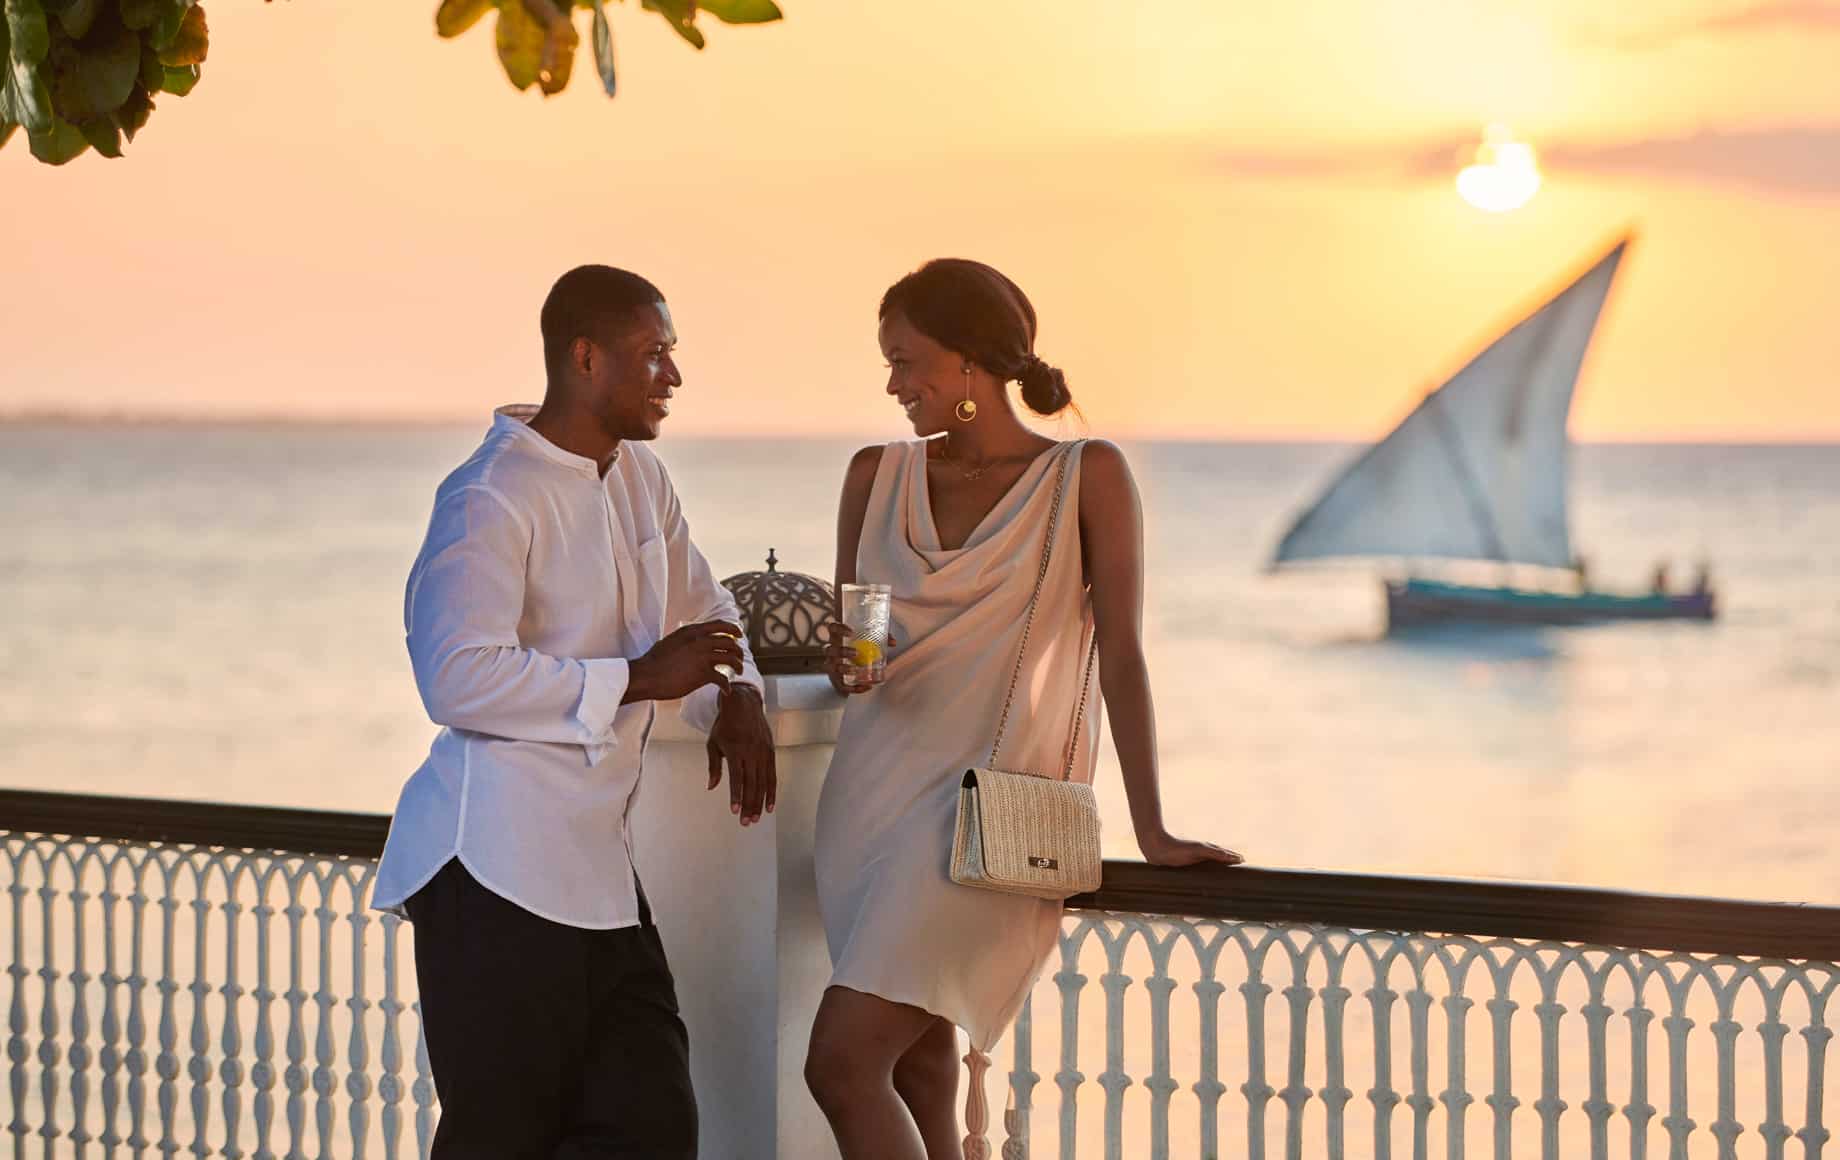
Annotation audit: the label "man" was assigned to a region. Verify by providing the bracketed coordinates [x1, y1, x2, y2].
[371, 265, 777, 1159]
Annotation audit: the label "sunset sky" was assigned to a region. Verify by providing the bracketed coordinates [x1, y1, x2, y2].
[4, 0, 1838, 440]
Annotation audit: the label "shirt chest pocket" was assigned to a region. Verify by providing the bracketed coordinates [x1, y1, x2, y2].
[619, 534, 671, 650]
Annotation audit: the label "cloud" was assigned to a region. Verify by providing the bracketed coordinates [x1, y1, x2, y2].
[1544, 126, 1840, 194]
[1200, 125, 1840, 197]
[1582, 2, 1840, 51]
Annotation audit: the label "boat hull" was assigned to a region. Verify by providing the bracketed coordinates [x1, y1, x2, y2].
[1385, 578, 1717, 631]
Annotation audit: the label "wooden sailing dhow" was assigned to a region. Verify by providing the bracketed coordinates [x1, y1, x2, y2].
[1269, 237, 1717, 631]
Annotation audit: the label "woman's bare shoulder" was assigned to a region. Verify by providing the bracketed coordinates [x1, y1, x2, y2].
[846, 443, 888, 476]
[842, 444, 889, 495]
[1077, 439, 1136, 493]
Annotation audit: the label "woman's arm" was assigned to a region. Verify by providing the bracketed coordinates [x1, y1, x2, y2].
[824, 445, 886, 697]
[1079, 441, 1242, 867]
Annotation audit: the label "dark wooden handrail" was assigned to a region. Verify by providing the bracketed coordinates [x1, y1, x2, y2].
[1067, 862, 1840, 963]
[5, 788, 1839, 961]
[0, 788, 390, 859]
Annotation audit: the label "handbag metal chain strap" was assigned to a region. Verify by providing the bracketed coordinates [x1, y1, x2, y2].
[987, 441, 1099, 780]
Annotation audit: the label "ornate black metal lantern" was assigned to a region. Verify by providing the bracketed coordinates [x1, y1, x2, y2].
[720, 550, 836, 675]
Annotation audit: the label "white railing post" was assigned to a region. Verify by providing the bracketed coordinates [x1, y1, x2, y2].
[1532, 960, 1569, 1160]
[1438, 967, 1476, 1160]
[1316, 942, 1353, 1160]
[1097, 921, 1135, 1160]
[9, 844, 31, 1154]
[1054, 921, 1090, 1160]
[377, 912, 406, 1160]
[220, 864, 247, 1160]
[36, 856, 66, 1154]
[1240, 937, 1275, 1160]
[1190, 929, 1228, 1160]
[251, 869, 279, 1160]
[1579, 964, 1614, 1160]
[1363, 948, 1402, 1160]
[346, 868, 375, 1160]
[1001, 994, 1036, 1160]
[68, 858, 94, 1156]
[190, 861, 217, 1157]
[1141, 927, 1179, 1159]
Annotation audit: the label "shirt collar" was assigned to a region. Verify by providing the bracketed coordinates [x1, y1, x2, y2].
[491, 404, 608, 478]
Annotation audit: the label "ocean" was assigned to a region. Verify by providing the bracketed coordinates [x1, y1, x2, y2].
[2, 424, 1834, 906]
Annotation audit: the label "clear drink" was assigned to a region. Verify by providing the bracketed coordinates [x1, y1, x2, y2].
[839, 583, 891, 688]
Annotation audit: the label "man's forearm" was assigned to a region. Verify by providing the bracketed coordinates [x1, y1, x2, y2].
[622, 654, 660, 705]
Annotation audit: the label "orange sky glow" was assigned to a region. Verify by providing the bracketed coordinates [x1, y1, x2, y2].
[4, 0, 1838, 440]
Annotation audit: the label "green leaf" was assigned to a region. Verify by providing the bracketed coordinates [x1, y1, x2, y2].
[47, 21, 139, 120]
[435, 0, 490, 38]
[149, 0, 187, 51]
[493, 0, 542, 90]
[4, 0, 50, 65]
[640, 0, 703, 48]
[698, 0, 781, 23]
[119, 0, 159, 30]
[1, 53, 52, 133]
[26, 113, 87, 162]
[589, 0, 614, 96]
[56, 0, 98, 37]
[114, 80, 151, 138]
[537, 22, 576, 95]
[155, 3, 204, 66]
[159, 62, 195, 94]
[77, 113, 120, 156]
[139, 40, 162, 89]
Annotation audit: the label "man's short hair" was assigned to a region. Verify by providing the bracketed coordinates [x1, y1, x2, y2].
[540, 266, 666, 378]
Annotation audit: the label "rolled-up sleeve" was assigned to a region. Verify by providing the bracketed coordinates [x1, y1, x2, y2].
[657, 485, 762, 735]
[406, 484, 630, 750]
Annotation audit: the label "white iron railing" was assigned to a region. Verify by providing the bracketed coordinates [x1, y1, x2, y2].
[4, 790, 1838, 1159]
[992, 915, 1838, 1159]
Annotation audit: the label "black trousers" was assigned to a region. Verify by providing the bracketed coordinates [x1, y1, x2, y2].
[404, 860, 697, 1159]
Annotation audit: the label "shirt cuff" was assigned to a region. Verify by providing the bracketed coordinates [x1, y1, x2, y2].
[576, 658, 630, 763]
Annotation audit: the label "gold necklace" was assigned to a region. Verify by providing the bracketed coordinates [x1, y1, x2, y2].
[939, 439, 990, 481]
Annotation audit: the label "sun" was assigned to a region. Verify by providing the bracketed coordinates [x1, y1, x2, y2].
[1457, 124, 1542, 213]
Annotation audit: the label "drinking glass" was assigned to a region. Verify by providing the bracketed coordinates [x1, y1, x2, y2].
[839, 583, 891, 688]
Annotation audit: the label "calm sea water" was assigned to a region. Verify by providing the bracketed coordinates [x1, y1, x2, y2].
[2, 425, 1834, 905]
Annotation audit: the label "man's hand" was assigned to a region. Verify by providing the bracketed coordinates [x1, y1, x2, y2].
[626, 620, 747, 704]
[707, 684, 776, 826]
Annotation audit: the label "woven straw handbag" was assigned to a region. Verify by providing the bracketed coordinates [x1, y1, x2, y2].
[949, 443, 1103, 901]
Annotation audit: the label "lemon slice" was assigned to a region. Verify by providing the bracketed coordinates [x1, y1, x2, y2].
[851, 639, 884, 667]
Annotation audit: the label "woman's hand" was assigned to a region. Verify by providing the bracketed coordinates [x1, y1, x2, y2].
[822, 622, 897, 696]
[1137, 829, 1243, 868]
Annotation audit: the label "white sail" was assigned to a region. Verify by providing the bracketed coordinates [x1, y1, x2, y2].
[1272, 239, 1627, 571]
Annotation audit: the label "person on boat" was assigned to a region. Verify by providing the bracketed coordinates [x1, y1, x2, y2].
[1691, 559, 1714, 596]
[1651, 559, 1672, 593]
[803, 258, 1242, 1160]
[1572, 554, 1593, 592]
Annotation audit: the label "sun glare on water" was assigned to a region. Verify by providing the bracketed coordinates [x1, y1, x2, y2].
[1456, 125, 1542, 213]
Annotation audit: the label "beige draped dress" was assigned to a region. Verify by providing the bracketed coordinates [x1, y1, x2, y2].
[816, 439, 1101, 1050]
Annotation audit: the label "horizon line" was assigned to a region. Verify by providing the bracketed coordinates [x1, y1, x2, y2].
[2, 410, 1837, 446]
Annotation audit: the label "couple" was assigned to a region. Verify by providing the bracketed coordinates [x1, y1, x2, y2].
[369, 260, 1242, 1159]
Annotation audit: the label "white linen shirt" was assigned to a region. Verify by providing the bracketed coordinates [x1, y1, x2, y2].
[370, 405, 761, 929]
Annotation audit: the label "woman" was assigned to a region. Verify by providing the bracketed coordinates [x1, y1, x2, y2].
[804, 258, 1242, 1160]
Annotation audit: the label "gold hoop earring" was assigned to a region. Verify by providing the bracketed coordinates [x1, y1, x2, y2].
[956, 367, 978, 423]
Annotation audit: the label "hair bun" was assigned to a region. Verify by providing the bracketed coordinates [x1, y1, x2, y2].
[1017, 354, 1072, 417]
